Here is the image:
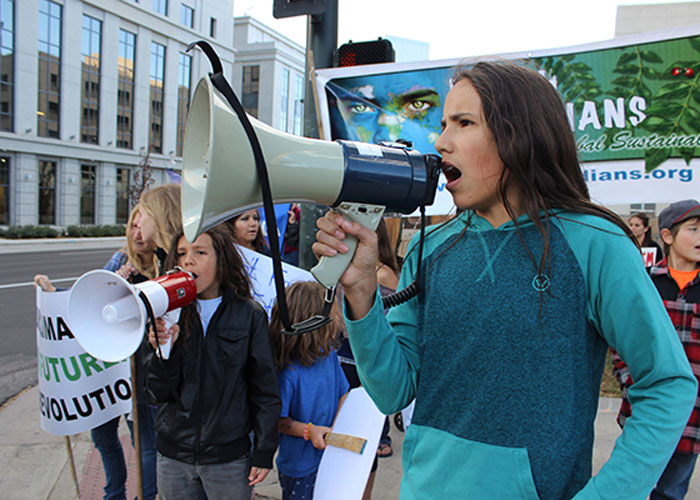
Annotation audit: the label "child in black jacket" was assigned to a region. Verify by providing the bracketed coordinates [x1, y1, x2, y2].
[146, 224, 281, 500]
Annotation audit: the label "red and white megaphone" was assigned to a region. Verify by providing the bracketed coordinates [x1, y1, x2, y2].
[67, 268, 197, 362]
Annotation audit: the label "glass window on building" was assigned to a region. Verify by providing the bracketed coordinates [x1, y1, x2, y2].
[116, 167, 130, 224]
[80, 15, 101, 144]
[153, 0, 167, 15]
[39, 160, 56, 224]
[80, 164, 95, 224]
[37, 0, 62, 138]
[181, 4, 193, 28]
[0, 157, 9, 225]
[280, 68, 289, 132]
[149, 42, 165, 154]
[242, 65, 259, 118]
[0, 0, 15, 132]
[117, 29, 135, 149]
[293, 74, 304, 136]
[176, 52, 191, 156]
[630, 203, 657, 213]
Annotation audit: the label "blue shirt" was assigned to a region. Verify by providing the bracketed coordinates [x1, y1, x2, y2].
[276, 350, 349, 477]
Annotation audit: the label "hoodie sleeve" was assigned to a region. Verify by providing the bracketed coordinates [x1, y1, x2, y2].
[556, 215, 697, 500]
[344, 235, 423, 415]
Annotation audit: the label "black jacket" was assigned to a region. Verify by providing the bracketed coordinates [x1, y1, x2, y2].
[145, 287, 281, 468]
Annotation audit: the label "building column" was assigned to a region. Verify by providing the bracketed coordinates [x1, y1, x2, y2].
[13, 153, 38, 226]
[99, 162, 117, 224]
[59, 158, 80, 226]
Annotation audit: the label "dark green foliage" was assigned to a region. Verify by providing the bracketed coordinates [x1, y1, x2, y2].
[534, 54, 604, 107]
[534, 36, 700, 172]
[65, 225, 126, 237]
[1, 225, 60, 239]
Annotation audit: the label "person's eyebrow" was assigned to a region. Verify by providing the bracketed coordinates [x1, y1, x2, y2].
[341, 93, 380, 108]
[396, 88, 439, 104]
[448, 112, 476, 121]
[332, 85, 381, 108]
[441, 112, 477, 129]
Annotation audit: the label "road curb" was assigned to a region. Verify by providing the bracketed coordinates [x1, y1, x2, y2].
[0, 237, 125, 254]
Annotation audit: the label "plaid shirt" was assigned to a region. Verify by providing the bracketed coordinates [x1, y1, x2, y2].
[611, 258, 700, 454]
[104, 250, 127, 272]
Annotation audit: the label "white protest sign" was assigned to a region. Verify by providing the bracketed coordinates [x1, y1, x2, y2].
[314, 387, 384, 500]
[641, 247, 659, 267]
[236, 245, 316, 317]
[36, 288, 132, 435]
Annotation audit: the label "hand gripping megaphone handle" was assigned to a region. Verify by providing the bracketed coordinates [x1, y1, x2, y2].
[311, 202, 386, 289]
[156, 309, 181, 360]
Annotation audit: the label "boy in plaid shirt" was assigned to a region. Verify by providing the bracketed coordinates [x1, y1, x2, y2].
[612, 199, 700, 500]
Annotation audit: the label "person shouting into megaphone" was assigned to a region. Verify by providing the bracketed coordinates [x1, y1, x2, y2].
[312, 61, 697, 500]
[145, 224, 280, 500]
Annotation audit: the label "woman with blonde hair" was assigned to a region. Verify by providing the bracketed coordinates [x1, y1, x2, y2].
[116, 183, 182, 500]
[116, 184, 181, 280]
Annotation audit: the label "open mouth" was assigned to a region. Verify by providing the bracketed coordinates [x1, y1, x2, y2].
[441, 161, 462, 183]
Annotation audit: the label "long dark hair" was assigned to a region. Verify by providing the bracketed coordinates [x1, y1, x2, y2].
[376, 219, 400, 276]
[452, 61, 634, 272]
[269, 281, 341, 371]
[629, 212, 654, 247]
[165, 224, 252, 342]
[227, 210, 270, 254]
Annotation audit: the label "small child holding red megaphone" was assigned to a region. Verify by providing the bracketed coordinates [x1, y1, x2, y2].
[145, 223, 281, 500]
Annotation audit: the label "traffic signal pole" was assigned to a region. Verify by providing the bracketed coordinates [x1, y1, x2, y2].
[298, 0, 338, 269]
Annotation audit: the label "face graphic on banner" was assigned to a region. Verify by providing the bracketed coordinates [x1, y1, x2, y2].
[329, 69, 450, 154]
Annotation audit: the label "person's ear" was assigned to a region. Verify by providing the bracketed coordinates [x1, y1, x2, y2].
[660, 228, 674, 246]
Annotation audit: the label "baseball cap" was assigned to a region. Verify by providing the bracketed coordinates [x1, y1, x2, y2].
[658, 199, 700, 231]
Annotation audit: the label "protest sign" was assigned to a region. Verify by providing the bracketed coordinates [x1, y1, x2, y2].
[642, 247, 659, 267]
[314, 26, 700, 210]
[236, 245, 316, 317]
[36, 288, 132, 436]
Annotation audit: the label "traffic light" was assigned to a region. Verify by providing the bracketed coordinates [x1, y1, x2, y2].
[335, 38, 395, 67]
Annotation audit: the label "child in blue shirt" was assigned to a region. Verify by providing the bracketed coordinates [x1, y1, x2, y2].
[269, 281, 349, 500]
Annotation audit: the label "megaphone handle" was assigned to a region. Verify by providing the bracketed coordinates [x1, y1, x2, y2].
[311, 203, 385, 289]
[157, 309, 181, 360]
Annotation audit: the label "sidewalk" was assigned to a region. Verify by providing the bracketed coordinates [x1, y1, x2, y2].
[2, 387, 697, 499]
[0, 236, 125, 254]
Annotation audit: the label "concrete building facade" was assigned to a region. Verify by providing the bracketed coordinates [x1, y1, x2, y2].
[0, 0, 305, 228]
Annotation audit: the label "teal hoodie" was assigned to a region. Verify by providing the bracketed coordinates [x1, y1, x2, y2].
[345, 210, 696, 500]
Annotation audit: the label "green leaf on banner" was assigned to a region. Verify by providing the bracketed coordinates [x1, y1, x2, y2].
[644, 148, 670, 172]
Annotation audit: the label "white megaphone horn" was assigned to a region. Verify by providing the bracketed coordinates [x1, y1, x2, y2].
[67, 269, 197, 362]
[182, 75, 441, 288]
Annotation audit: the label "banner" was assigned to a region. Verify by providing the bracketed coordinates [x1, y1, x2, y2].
[36, 289, 132, 436]
[315, 26, 700, 210]
[237, 245, 315, 317]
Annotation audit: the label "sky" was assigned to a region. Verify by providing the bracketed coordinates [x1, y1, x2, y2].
[233, 0, 688, 61]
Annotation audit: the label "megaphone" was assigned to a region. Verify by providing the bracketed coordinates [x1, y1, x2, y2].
[67, 269, 196, 362]
[182, 76, 441, 287]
